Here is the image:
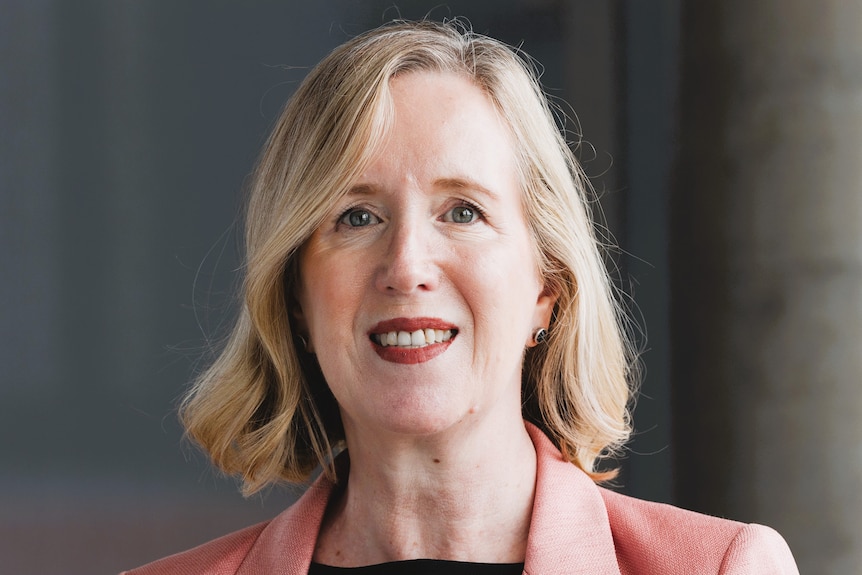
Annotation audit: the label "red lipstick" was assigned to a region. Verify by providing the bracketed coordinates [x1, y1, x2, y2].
[368, 317, 458, 365]
[369, 317, 457, 333]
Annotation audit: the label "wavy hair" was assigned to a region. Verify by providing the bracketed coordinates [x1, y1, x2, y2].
[181, 19, 637, 495]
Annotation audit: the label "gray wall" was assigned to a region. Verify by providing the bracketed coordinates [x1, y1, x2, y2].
[1, 2, 677, 573]
[673, 2, 862, 572]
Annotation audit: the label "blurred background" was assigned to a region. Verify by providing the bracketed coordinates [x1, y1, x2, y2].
[2, 1, 859, 573]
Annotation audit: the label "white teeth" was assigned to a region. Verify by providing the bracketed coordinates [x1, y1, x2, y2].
[410, 330, 424, 346]
[375, 329, 455, 348]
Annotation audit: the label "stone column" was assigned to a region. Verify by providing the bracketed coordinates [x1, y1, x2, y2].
[673, 2, 862, 573]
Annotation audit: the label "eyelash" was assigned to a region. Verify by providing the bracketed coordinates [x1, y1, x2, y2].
[334, 199, 487, 228]
[444, 200, 486, 223]
[336, 204, 379, 229]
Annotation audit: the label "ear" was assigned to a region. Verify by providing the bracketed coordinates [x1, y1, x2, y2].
[536, 284, 557, 325]
[528, 282, 558, 346]
[289, 284, 314, 353]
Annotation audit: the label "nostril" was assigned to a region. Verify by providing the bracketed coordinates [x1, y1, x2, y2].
[377, 267, 437, 294]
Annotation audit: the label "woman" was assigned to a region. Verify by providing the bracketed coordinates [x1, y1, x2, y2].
[125, 20, 798, 574]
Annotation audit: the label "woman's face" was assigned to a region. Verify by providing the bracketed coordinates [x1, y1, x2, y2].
[296, 71, 556, 439]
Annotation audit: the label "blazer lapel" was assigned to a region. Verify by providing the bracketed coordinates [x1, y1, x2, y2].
[236, 475, 335, 575]
[234, 424, 621, 575]
[524, 423, 622, 575]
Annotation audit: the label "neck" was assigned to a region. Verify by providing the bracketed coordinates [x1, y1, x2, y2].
[313, 415, 537, 567]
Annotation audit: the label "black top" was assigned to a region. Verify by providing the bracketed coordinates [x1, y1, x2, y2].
[308, 559, 524, 574]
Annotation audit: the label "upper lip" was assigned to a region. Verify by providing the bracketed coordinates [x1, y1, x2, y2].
[368, 317, 458, 334]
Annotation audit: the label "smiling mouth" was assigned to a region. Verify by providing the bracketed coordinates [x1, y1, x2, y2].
[367, 318, 459, 359]
[370, 328, 456, 348]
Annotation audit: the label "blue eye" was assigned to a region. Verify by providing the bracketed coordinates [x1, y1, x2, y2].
[340, 208, 378, 227]
[447, 205, 477, 224]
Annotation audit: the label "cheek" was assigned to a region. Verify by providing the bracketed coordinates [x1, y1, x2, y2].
[466, 245, 542, 331]
[300, 256, 368, 343]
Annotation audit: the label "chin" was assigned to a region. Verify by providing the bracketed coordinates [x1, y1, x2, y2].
[379, 412, 465, 437]
[362, 398, 474, 438]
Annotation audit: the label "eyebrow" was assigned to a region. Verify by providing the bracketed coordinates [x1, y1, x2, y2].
[433, 177, 497, 200]
[345, 177, 498, 200]
[345, 184, 378, 196]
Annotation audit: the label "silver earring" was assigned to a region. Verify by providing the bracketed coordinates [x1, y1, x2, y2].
[533, 328, 548, 345]
[298, 335, 310, 352]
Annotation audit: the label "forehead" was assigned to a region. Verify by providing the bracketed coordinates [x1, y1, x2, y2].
[386, 71, 508, 136]
[354, 71, 519, 191]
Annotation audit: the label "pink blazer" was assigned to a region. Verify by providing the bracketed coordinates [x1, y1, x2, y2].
[123, 423, 799, 574]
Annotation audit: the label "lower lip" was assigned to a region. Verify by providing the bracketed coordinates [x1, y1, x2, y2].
[372, 339, 454, 364]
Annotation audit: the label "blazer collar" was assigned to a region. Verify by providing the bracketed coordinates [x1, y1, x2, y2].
[523, 422, 621, 575]
[236, 475, 334, 575]
[238, 423, 621, 575]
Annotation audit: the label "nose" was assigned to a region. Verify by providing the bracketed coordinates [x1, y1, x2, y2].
[374, 218, 439, 295]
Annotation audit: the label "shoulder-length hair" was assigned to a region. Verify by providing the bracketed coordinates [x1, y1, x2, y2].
[181, 19, 636, 495]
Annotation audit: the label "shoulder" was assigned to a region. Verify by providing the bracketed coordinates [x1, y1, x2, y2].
[526, 423, 799, 574]
[120, 521, 269, 575]
[120, 474, 336, 575]
[600, 488, 799, 575]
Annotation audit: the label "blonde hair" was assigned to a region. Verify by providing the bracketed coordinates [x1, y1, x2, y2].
[181, 19, 636, 495]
